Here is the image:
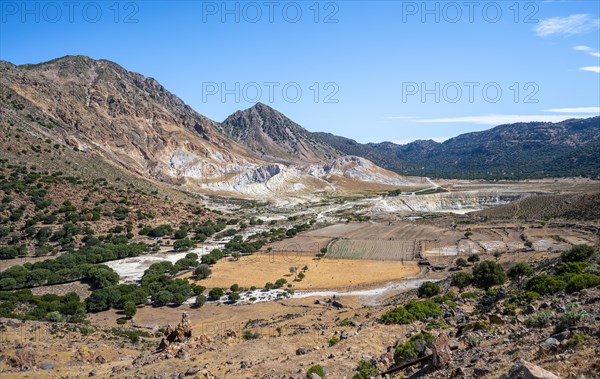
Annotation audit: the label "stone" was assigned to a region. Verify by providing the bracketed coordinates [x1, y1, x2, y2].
[240, 361, 247, 369]
[185, 367, 200, 376]
[175, 349, 188, 360]
[540, 338, 559, 349]
[88, 370, 97, 377]
[431, 332, 452, 368]
[40, 363, 54, 370]
[331, 300, 344, 309]
[296, 348, 307, 355]
[309, 373, 322, 379]
[507, 360, 559, 379]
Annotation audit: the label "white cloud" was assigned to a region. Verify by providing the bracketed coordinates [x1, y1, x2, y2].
[580, 66, 600, 73]
[572, 45, 600, 58]
[415, 114, 593, 125]
[544, 107, 600, 113]
[534, 14, 600, 37]
[573, 45, 593, 51]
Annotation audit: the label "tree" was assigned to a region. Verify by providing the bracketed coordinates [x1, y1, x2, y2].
[417, 281, 440, 298]
[124, 301, 137, 318]
[194, 294, 207, 308]
[467, 254, 480, 264]
[154, 290, 174, 306]
[472, 261, 507, 290]
[208, 287, 224, 299]
[86, 287, 120, 312]
[230, 283, 240, 292]
[493, 251, 503, 261]
[173, 238, 195, 252]
[455, 258, 468, 268]
[194, 264, 212, 279]
[228, 292, 240, 302]
[451, 272, 473, 292]
[562, 244, 595, 263]
[264, 282, 274, 290]
[507, 263, 534, 290]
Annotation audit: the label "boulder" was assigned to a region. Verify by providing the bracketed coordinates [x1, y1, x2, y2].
[431, 332, 451, 368]
[540, 338, 559, 350]
[507, 361, 559, 379]
[40, 363, 54, 370]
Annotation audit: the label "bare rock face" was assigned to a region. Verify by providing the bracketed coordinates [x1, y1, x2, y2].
[431, 332, 451, 368]
[507, 361, 560, 379]
[220, 102, 340, 163]
[158, 312, 193, 351]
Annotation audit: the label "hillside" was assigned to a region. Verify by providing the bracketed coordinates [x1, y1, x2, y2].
[474, 192, 600, 221]
[219, 103, 339, 164]
[314, 117, 600, 179]
[0, 56, 410, 197]
[0, 56, 260, 188]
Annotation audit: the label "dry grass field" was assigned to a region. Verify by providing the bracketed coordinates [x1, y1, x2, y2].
[327, 239, 416, 260]
[184, 252, 420, 291]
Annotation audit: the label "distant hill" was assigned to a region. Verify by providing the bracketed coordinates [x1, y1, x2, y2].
[314, 117, 600, 179]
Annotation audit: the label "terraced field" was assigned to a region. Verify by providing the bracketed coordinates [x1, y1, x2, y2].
[327, 239, 416, 261]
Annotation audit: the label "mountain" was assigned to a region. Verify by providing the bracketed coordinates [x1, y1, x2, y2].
[0, 56, 258, 184]
[219, 103, 339, 164]
[314, 117, 600, 179]
[0, 56, 410, 198]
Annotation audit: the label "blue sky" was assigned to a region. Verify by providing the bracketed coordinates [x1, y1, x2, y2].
[1, 0, 599, 143]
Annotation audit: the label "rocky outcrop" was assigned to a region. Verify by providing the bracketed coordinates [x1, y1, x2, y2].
[158, 312, 193, 351]
[506, 361, 560, 379]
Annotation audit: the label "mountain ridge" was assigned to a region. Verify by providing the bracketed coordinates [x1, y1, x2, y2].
[0, 55, 411, 198]
[313, 117, 600, 179]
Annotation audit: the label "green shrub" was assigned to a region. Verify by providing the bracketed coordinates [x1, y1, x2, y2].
[565, 273, 600, 293]
[562, 245, 595, 263]
[381, 300, 442, 325]
[526, 274, 566, 295]
[526, 310, 553, 328]
[460, 291, 478, 300]
[417, 281, 440, 298]
[555, 304, 589, 332]
[394, 332, 435, 365]
[306, 364, 326, 378]
[352, 360, 378, 379]
[557, 262, 590, 275]
[243, 330, 260, 340]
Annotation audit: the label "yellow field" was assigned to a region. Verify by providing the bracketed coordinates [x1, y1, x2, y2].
[183, 252, 420, 291]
